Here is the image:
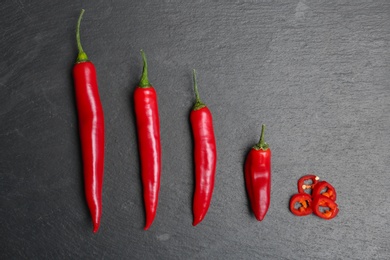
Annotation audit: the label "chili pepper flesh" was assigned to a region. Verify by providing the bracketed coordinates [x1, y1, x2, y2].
[134, 50, 162, 230]
[191, 70, 217, 226]
[73, 9, 105, 233]
[298, 175, 320, 194]
[312, 181, 337, 201]
[312, 195, 339, 220]
[244, 124, 271, 221]
[289, 193, 313, 216]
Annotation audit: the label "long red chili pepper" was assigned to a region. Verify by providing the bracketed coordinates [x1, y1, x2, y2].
[244, 124, 271, 221]
[190, 70, 217, 226]
[72, 10, 105, 233]
[134, 50, 161, 230]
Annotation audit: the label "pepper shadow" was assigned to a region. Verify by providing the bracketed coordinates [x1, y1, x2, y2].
[186, 71, 196, 223]
[188, 105, 196, 223]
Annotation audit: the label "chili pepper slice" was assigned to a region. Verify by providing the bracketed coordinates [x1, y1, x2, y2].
[312, 195, 339, 220]
[191, 70, 217, 226]
[134, 51, 162, 230]
[297, 175, 320, 194]
[244, 124, 271, 221]
[289, 193, 313, 216]
[312, 181, 337, 201]
[72, 10, 105, 233]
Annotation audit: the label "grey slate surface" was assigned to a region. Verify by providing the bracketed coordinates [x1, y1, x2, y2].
[1, 0, 390, 259]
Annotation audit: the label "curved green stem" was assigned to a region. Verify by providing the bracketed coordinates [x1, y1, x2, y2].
[253, 124, 269, 150]
[76, 9, 88, 63]
[139, 50, 151, 88]
[192, 69, 206, 110]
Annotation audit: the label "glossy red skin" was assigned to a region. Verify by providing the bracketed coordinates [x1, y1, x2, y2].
[289, 193, 313, 216]
[312, 195, 339, 220]
[190, 107, 217, 226]
[245, 148, 271, 221]
[297, 175, 319, 194]
[312, 181, 337, 201]
[72, 61, 105, 233]
[134, 86, 161, 230]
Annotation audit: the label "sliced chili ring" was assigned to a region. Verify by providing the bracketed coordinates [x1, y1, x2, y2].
[289, 193, 313, 216]
[297, 175, 319, 194]
[312, 181, 337, 201]
[312, 195, 339, 220]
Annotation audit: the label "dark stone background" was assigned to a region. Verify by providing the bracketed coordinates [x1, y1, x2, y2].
[1, 1, 390, 259]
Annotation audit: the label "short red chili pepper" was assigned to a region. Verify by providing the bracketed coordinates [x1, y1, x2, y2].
[244, 124, 271, 221]
[297, 174, 320, 194]
[289, 193, 313, 216]
[312, 181, 337, 201]
[312, 195, 339, 220]
[72, 10, 105, 233]
[190, 70, 217, 226]
[134, 50, 162, 230]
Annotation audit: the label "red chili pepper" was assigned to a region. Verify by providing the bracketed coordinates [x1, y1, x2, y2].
[312, 195, 339, 220]
[72, 10, 105, 233]
[190, 70, 217, 226]
[134, 50, 161, 230]
[244, 124, 271, 221]
[289, 193, 313, 216]
[297, 174, 320, 194]
[312, 181, 337, 201]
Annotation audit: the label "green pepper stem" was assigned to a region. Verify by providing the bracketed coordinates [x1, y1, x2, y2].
[253, 124, 269, 150]
[192, 69, 206, 110]
[139, 50, 151, 88]
[76, 9, 88, 63]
